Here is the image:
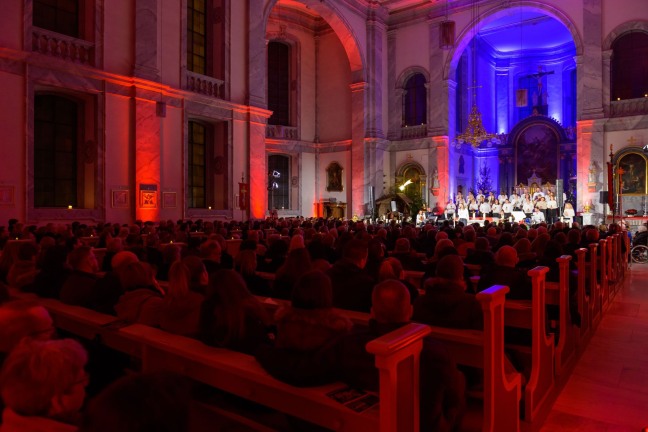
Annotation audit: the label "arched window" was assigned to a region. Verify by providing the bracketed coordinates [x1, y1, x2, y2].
[268, 42, 291, 126]
[34, 94, 79, 207]
[611, 31, 648, 100]
[33, 0, 79, 38]
[268, 154, 290, 210]
[403, 73, 427, 126]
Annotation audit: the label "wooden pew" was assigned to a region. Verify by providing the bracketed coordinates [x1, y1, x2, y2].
[545, 256, 577, 377]
[11, 291, 430, 432]
[260, 287, 523, 432]
[574, 248, 591, 346]
[587, 242, 602, 331]
[505, 266, 555, 423]
[598, 239, 608, 320]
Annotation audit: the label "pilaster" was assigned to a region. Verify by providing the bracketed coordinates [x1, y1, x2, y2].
[133, 0, 160, 81]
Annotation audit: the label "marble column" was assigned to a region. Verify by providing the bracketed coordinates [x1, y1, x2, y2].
[134, 96, 161, 222]
[133, 0, 160, 81]
[365, 5, 386, 139]
[350, 82, 368, 218]
[247, 107, 270, 219]
[387, 29, 400, 141]
[602, 50, 612, 117]
[428, 18, 449, 137]
[431, 136, 449, 210]
[576, 119, 605, 213]
[132, 1, 161, 221]
[578, 0, 604, 120]
[247, 0, 267, 108]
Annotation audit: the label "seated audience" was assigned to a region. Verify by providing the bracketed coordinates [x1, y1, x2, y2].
[7, 241, 39, 289]
[159, 261, 205, 337]
[327, 239, 375, 313]
[273, 242, 312, 300]
[0, 300, 55, 365]
[59, 246, 100, 308]
[24, 245, 71, 299]
[0, 338, 88, 431]
[477, 245, 532, 300]
[114, 261, 165, 326]
[80, 372, 191, 432]
[257, 270, 352, 386]
[377, 257, 419, 303]
[156, 243, 181, 282]
[199, 269, 273, 355]
[413, 255, 483, 330]
[235, 249, 271, 296]
[337, 280, 465, 432]
[391, 238, 426, 271]
[200, 239, 224, 276]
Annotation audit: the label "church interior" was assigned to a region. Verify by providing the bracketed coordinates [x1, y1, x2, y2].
[1, 0, 648, 431]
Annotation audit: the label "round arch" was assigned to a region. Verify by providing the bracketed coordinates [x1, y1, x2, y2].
[603, 20, 648, 50]
[263, 0, 365, 79]
[443, 1, 584, 81]
[395, 66, 430, 89]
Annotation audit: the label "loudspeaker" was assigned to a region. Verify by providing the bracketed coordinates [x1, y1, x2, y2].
[391, 201, 397, 212]
[556, 179, 564, 209]
[599, 190, 609, 204]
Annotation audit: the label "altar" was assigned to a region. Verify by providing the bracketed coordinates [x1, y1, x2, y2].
[319, 199, 346, 219]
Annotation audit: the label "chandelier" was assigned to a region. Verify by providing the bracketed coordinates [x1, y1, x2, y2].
[454, 0, 499, 149]
[455, 104, 498, 148]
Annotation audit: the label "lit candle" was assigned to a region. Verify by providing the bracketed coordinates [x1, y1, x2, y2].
[208, 206, 212, 210]
[67, 205, 72, 210]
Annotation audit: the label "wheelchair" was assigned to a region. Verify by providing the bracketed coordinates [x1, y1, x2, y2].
[631, 244, 648, 264]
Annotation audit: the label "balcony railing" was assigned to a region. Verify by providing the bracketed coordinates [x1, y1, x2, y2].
[401, 124, 427, 140]
[32, 27, 94, 66]
[185, 71, 225, 99]
[610, 97, 648, 117]
[266, 124, 298, 140]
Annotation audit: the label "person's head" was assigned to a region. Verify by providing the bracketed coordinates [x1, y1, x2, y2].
[81, 372, 191, 432]
[567, 228, 581, 244]
[342, 239, 369, 268]
[0, 300, 55, 353]
[166, 261, 192, 300]
[394, 237, 410, 254]
[111, 251, 139, 272]
[495, 245, 518, 267]
[542, 240, 563, 262]
[378, 257, 404, 282]
[585, 228, 600, 243]
[371, 280, 412, 323]
[236, 249, 258, 276]
[474, 237, 490, 252]
[181, 255, 208, 287]
[0, 338, 88, 421]
[200, 239, 222, 262]
[435, 255, 465, 282]
[162, 243, 182, 265]
[514, 238, 532, 255]
[291, 270, 333, 310]
[119, 261, 156, 291]
[67, 246, 98, 273]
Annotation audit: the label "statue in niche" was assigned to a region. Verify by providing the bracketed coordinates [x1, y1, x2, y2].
[458, 155, 465, 174]
[432, 168, 440, 188]
[326, 162, 343, 192]
[588, 163, 597, 184]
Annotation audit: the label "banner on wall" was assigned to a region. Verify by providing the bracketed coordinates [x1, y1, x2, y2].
[239, 182, 248, 211]
[607, 162, 615, 214]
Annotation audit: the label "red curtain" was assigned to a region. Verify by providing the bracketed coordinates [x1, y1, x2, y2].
[607, 162, 615, 213]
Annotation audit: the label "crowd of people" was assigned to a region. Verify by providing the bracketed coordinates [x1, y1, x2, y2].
[0, 214, 642, 431]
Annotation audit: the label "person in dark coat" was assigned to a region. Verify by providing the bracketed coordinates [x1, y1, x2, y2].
[59, 246, 100, 307]
[476, 245, 532, 300]
[327, 239, 375, 313]
[337, 280, 465, 432]
[256, 270, 352, 386]
[413, 255, 483, 330]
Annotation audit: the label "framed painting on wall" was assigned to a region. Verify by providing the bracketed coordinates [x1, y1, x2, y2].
[326, 162, 344, 192]
[618, 152, 647, 195]
[111, 189, 129, 208]
[162, 192, 177, 208]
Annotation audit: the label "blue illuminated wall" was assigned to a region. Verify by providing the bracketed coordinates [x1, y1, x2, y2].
[453, 14, 577, 195]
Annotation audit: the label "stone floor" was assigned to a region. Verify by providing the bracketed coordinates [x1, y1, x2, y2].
[540, 261, 648, 431]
